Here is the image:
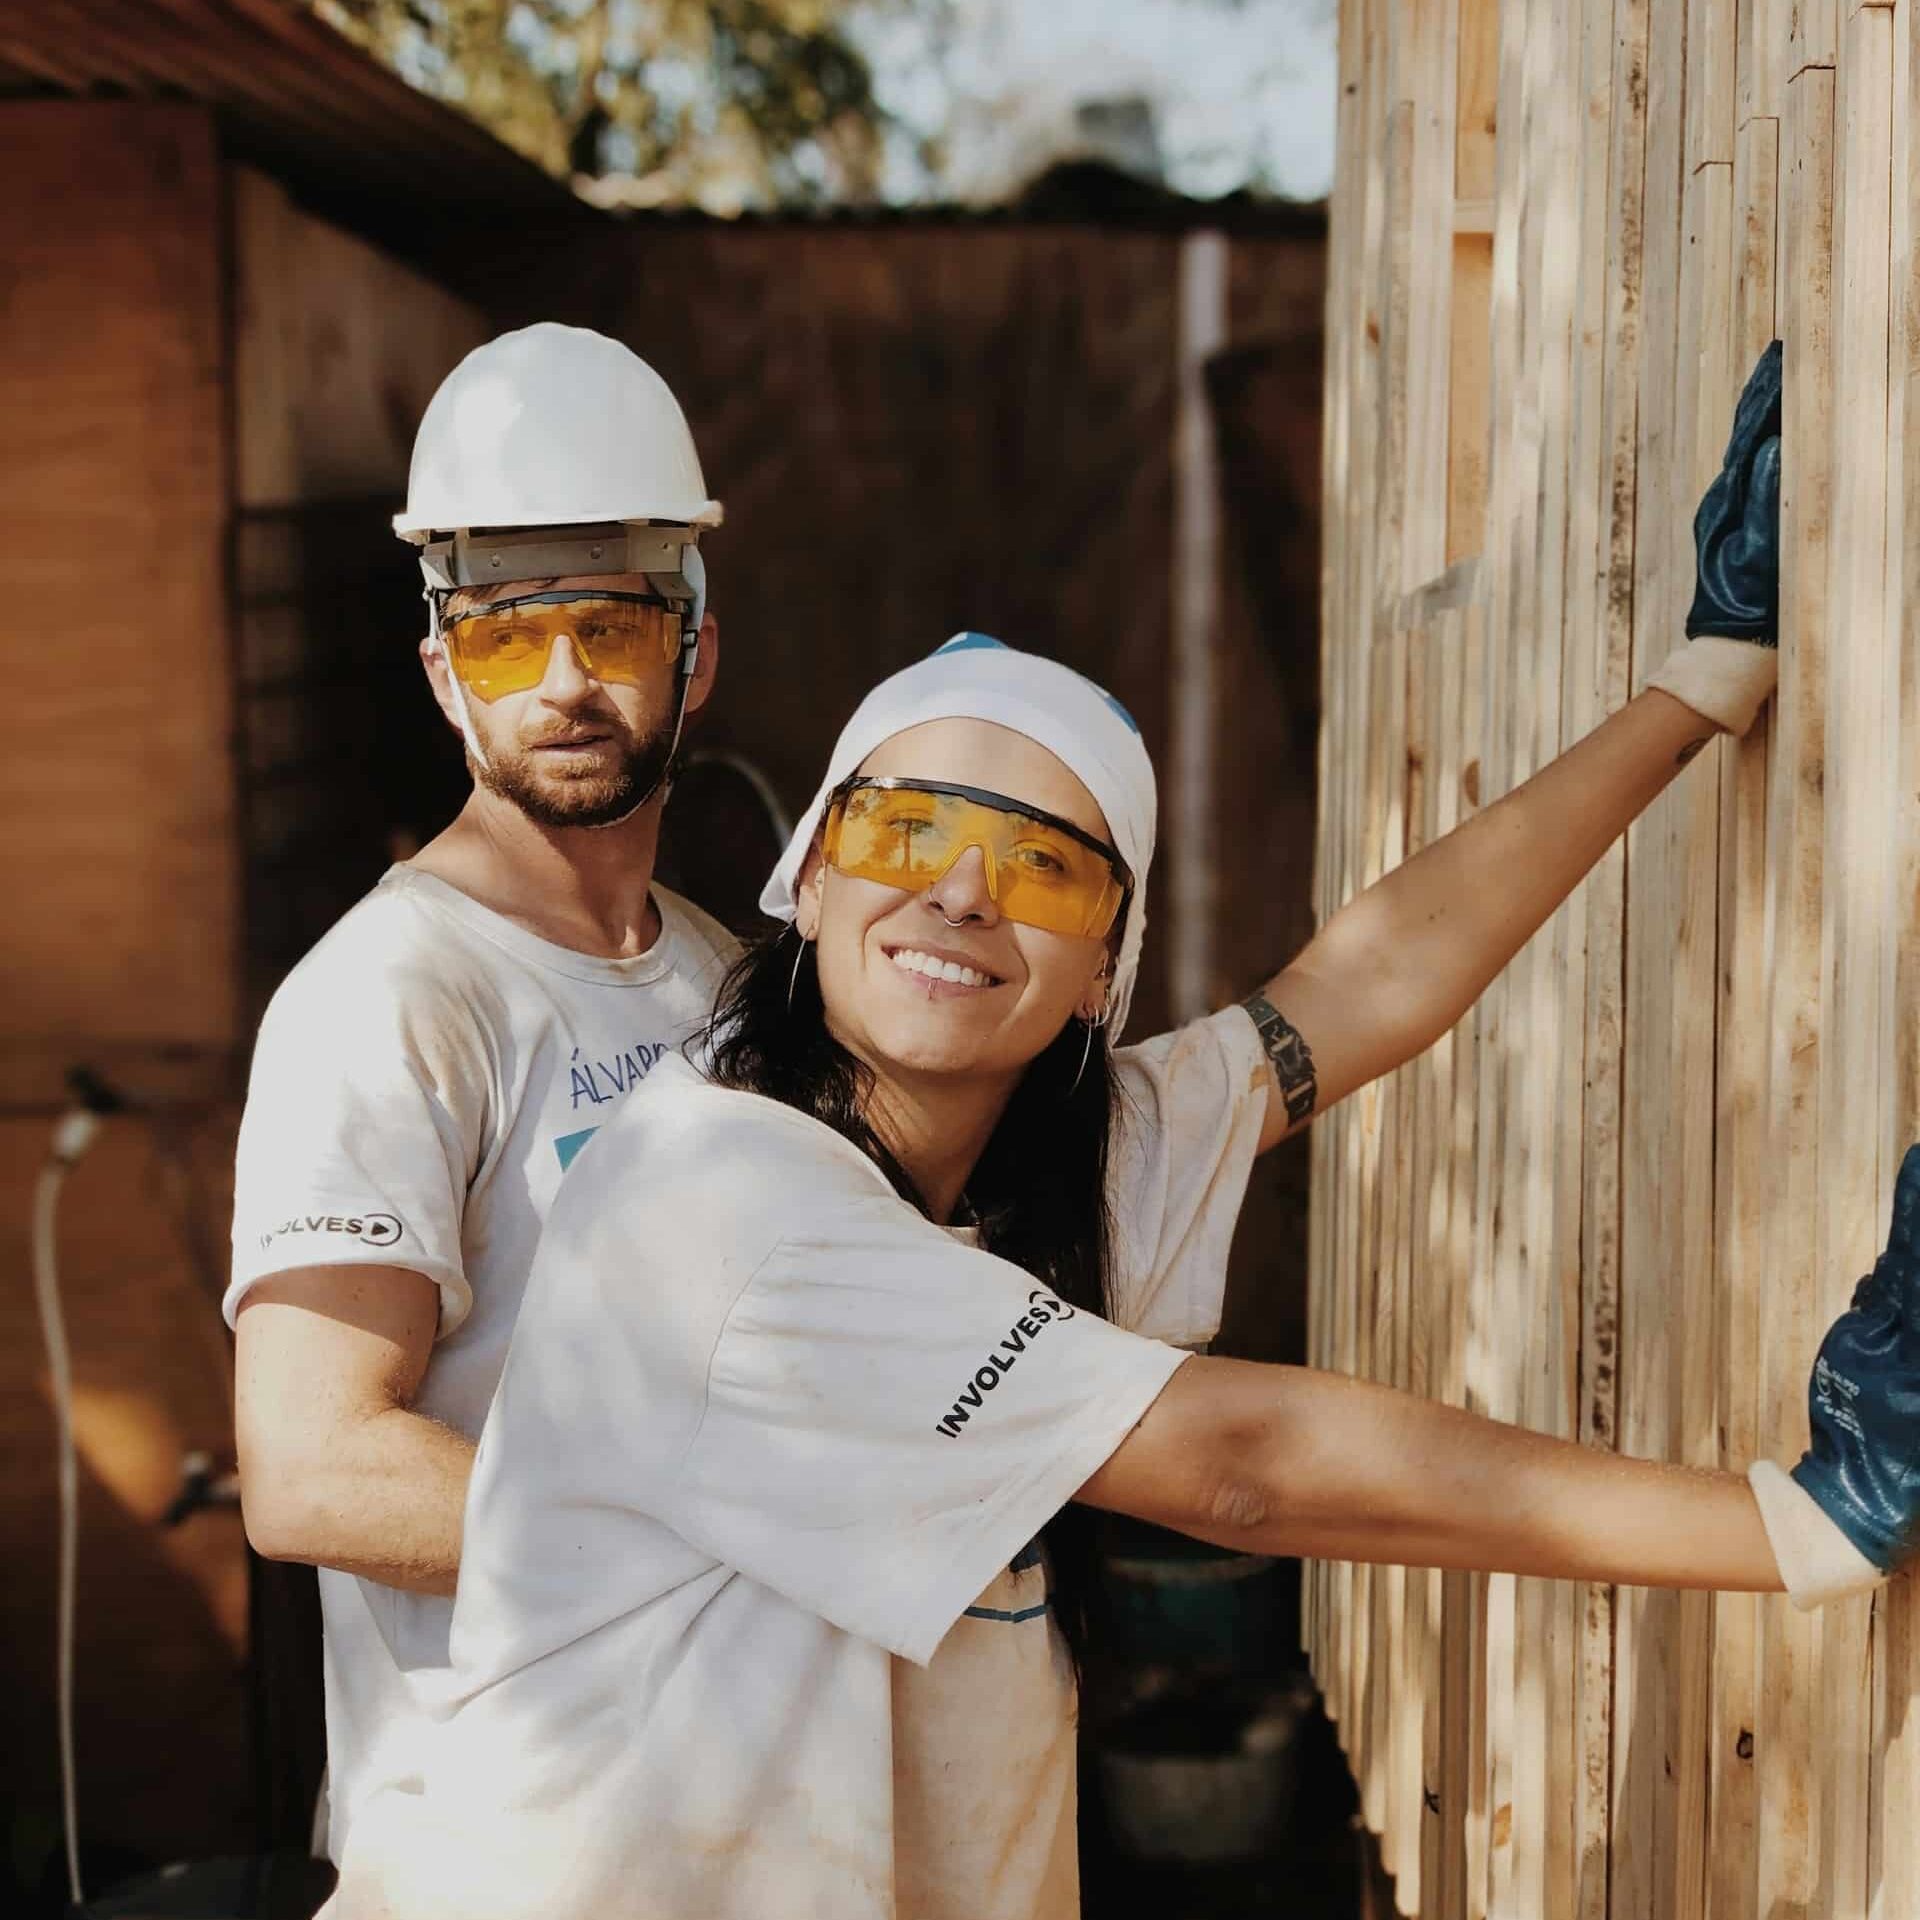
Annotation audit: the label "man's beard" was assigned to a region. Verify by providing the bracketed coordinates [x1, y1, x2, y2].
[471, 711, 679, 830]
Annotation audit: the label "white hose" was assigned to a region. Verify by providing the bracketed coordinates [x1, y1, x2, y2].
[32, 1107, 98, 1909]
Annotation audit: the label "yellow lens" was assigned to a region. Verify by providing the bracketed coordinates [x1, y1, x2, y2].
[825, 787, 1125, 939]
[446, 598, 681, 702]
[995, 829, 1124, 937]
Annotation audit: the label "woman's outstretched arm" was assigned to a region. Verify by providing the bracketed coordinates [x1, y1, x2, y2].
[1091, 1142, 1920, 1602]
[1242, 684, 1721, 1149]
[1238, 343, 1783, 1153]
[1076, 1354, 1783, 1592]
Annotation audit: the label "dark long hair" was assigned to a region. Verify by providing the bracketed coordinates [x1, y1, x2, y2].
[702, 925, 1121, 1674]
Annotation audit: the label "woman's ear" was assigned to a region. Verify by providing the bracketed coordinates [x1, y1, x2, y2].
[1075, 959, 1113, 1027]
[795, 844, 825, 940]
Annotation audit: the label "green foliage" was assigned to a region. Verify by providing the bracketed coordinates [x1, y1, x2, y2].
[313, 0, 923, 211]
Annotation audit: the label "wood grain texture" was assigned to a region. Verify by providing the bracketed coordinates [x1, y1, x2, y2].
[1311, 0, 1915, 1911]
[0, 103, 236, 1062]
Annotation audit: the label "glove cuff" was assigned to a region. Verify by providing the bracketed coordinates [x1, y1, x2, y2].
[1748, 1459, 1886, 1611]
[1646, 636, 1779, 737]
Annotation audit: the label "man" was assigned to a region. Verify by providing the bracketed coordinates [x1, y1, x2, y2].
[231, 326, 1788, 1869]
[226, 324, 739, 1859]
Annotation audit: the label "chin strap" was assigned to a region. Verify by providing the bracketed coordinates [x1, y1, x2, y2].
[425, 589, 492, 773]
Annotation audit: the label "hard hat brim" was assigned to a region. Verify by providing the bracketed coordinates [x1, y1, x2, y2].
[392, 501, 724, 543]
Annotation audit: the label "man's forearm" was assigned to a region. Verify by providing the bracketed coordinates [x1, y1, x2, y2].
[243, 1405, 472, 1596]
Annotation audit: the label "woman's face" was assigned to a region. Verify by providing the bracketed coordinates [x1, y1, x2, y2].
[796, 718, 1118, 1087]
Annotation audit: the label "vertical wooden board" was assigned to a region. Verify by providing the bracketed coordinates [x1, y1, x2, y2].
[1704, 104, 1779, 1920]
[1788, 0, 1838, 77]
[1345, 0, 1395, 1763]
[1611, 1, 1689, 1917]
[1449, 234, 1497, 564]
[1375, 100, 1417, 621]
[1814, 14, 1894, 1920]
[1452, 597, 1494, 1920]
[1509, 0, 1587, 1910]
[1406, 0, 1464, 591]
[1568, 15, 1615, 1919]
[1664, 124, 1740, 1920]
[1365, 83, 1414, 1847]
[1685, 0, 1737, 171]
[1363, 618, 1412, 1849]
[1578, 7, 1653, 1728]
[1735, 0, 1790, 123]
[1416, 606, 1463, 1916]
[1390, 618, 1436, 1904]
[1872, 5, 1920, 1912]
[1755, 60, 1835, 1920]
[1455, 0, 1502, 207]
[1311, 0, 1364, 1709]
[1397, 619, 1439, 1914]
[0, 102, 236, 1057]
[1474, 4, 1536, 1903]
[1432, 598, 1486, 1920]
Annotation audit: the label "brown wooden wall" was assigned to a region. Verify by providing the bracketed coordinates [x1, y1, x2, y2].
[1311, 0, 1918, 1915]
[3, 103, 1326, 1878]
[0, 102, 252, 1880]
[499, 221, 1329, 1365]
[0, 107, 488, 1883]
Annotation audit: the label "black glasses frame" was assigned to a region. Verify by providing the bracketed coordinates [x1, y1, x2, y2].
[444, 588, 687, 630]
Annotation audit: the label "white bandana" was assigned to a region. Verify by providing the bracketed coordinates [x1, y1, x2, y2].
[760, 634, 1157, 1037]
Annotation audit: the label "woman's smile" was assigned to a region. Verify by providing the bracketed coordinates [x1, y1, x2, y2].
[881, 941, 1007, 993]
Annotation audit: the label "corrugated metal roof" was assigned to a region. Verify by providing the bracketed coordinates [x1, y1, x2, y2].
[0, 0, 582, 257]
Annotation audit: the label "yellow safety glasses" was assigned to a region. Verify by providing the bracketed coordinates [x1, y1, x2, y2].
[441, 591, 685, 703]
[822, 777, 1130, 939]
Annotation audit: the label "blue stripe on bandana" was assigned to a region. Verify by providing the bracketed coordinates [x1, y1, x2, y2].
[933, 632, 1141, 735]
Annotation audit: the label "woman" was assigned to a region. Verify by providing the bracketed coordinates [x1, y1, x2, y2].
[325, 634, 1914, 1920]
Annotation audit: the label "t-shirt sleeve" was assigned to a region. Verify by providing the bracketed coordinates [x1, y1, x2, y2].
[661, 1192, 1188, 1666]
[1106, 1003, 1272, 1346]
[225, 949, 484, 1335]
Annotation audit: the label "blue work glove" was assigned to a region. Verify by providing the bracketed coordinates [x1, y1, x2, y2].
[1789, 1144, 1920, 1572]
[1685, 338, 1782, 642]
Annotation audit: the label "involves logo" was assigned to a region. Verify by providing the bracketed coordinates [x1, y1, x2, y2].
[258, 1212, 404, 1253]
[934, 1290, 1076, 1439]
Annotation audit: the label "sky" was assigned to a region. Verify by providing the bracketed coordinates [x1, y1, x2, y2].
[853, 0, 1338, 204]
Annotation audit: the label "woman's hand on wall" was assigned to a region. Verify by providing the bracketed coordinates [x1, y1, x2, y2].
[1749, 1142, 1920, 1609]
[1647, 338, 1784, 736]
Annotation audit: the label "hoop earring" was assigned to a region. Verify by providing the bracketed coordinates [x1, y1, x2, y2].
[788, 929, 810, 1012]
[1070, 1011, 1108, 1094]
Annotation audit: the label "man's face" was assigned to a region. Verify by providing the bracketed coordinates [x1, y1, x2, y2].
[423, 572, 716, 830]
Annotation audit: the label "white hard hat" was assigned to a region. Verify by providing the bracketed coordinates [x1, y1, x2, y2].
[394, 323, 722, 545]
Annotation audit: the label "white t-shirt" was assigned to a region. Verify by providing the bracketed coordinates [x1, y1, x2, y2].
[327, 1007, 1270, 1920]
[225, 866, 740, 1859]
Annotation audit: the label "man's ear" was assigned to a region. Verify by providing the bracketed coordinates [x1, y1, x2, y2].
[795, 843, 825, 940]
[419, 635, 465, 737]
[683, 611, 720, 717]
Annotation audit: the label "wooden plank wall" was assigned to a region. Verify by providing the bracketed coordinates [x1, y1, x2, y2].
[1309, 0, 1918, 1914]
[0, 111, 488, 1875]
